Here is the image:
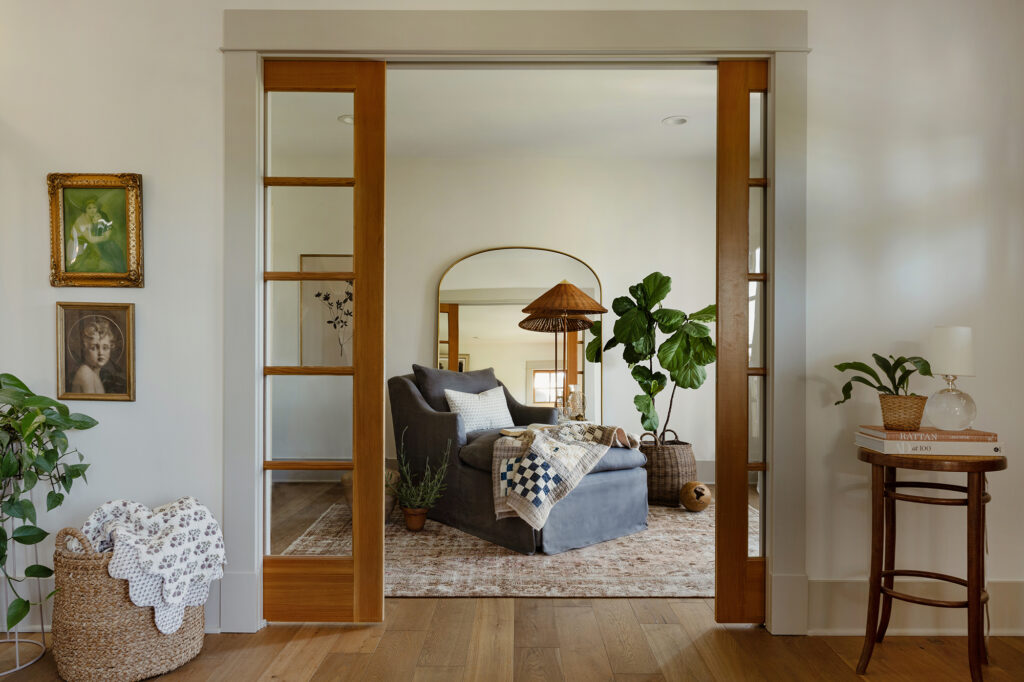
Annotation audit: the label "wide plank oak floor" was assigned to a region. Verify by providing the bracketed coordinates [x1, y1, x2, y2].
[7, 598, 1024, 680]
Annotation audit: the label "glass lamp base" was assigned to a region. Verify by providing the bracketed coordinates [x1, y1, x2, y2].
[925, 387, 977, 430]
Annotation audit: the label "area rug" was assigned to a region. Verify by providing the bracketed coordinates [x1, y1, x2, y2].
[283, 502, 759, 597]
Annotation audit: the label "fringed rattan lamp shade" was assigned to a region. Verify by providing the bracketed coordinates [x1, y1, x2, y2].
[522, 281, 608, 316]
[518, 313, 593, 333]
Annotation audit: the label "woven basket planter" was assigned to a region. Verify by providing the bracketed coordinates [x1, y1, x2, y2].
[879, 394, 928, 431]
[51, 528, 205, 682]
[639, 430, 698, 506]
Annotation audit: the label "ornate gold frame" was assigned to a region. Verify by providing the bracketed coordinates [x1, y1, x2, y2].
[435, 246, 603, 420]
[48, 173, 144, 287]
[56, 302, 136, 402]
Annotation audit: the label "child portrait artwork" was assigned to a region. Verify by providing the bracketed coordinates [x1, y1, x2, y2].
[48, 173, 144, 287]
[57, 303, 135, 401]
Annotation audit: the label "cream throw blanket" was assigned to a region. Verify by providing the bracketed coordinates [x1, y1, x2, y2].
[492, 422, 640, 531]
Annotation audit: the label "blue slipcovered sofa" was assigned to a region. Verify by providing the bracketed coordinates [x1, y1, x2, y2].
[387, 364, 648, 554]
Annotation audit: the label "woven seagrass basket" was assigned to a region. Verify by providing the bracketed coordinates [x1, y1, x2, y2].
[51, 528, 205, 682]
[639, 430, 697, 506]
[878, 394, 928, 431]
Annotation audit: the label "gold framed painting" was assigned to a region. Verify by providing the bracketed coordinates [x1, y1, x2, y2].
[48, 173, 143, 287]
[57, 302, 135, 401]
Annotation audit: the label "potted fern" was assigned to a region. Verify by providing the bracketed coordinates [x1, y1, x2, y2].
[386, 431, 449, 531]
[834, 354, 932, 430]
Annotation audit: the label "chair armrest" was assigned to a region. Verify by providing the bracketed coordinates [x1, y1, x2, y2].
[503, 386, 558, 426]
[388, 376, 467, 473]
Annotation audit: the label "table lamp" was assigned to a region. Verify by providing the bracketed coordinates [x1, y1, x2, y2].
[925, 326, 977, 430]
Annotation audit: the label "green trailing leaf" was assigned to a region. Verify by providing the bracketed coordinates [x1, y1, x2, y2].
[2, 498, 24, 520]
[651, 308, 686, 333]
[18, 412, 45, 440]
[20, 499, 36, 525]
[46, 491, 65, 512]
[22, 470, 38, 492]
[688, 304, 717, 322]
[0, 388, 27, 409]
[12, 525, 47, 545]
[50, 430, 68, 453]
[24, 564, 54, 579]
[641, 272, 672, 307]
[6, 598, 30, 630]
[0, 452, 18, 478]
[67, 413, 99, 430]
[0, 374, 31, 392]
[23, 395, 69, 416]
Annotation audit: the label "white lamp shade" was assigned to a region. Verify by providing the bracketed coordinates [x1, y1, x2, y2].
[928, 326, 975, 377]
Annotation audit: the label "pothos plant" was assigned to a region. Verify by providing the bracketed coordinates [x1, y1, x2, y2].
[600, 272, 716, 442]
[0, 373, 95, 630]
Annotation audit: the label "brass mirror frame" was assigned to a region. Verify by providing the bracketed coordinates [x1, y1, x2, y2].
[435, 246, 603, 421]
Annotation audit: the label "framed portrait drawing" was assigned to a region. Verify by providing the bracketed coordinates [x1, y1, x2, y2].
[57, 302, 135, 401]
[300, 254, 354, 367]
[48, 173, 143, 287]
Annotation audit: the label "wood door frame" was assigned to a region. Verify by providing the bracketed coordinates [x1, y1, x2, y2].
[222, 10, 809, 634]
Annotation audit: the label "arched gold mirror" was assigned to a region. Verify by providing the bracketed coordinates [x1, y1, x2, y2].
[437, 247, 602, 423]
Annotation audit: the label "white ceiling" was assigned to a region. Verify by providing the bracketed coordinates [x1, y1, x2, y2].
[268, 67, 720, 163]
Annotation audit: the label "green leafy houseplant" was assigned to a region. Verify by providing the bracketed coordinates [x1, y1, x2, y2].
[833, 354, 933, 404]
[0, 373, 95, 629]
[603, 272, 716, 443]
[386, 430, 449, 530]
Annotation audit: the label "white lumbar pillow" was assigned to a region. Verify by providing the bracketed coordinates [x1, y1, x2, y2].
[444, 386, 515, 432]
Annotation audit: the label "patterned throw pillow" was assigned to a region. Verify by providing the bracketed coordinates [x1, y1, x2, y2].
[444, 386, 515, 433]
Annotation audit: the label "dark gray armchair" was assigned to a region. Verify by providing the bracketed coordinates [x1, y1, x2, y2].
[388, 364, 649, 554]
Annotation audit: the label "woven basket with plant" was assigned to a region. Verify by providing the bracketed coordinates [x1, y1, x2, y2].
[834, 353, 932, 431]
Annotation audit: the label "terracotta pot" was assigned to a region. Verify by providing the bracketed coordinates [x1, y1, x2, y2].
[402, 507, 428, 531]
[878, 394, 928, 431]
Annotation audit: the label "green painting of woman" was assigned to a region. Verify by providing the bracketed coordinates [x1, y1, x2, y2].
[63, 188, 128, 273]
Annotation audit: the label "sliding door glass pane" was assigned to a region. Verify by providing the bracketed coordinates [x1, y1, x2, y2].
[749, 187, 764, 273]
[267, 92, 354, 177]
[267, 280, 355, 367]
[266, 187, 354, 271]
[750, 92, 765, 178]
[266, 469, 352, 556]
[748, 470, 765, 557]
[748, 376, 764, 463]
[266, 375, 353, 462]
[748, 281, 764, 367]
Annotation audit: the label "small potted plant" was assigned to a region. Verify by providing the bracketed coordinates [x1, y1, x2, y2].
[834, 354, 932, 430]
[0, 373, 95, 633]
[386, 431, 449, 531]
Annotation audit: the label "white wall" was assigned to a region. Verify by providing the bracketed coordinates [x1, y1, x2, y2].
[3, 0, 1022, 635]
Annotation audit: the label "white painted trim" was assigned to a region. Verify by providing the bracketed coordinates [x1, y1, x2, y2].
[808, 580, 1024, 636]
[222, 9, 809, 634]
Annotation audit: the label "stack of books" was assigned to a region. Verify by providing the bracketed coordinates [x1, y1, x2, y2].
[855, 425, 1002, 456]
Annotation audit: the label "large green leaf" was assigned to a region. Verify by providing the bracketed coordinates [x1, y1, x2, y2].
[691, 336, 717, 365]
[23, 395, 69, 416]
[612, 296, 635, 316]
[0, 374, 31, 392]
[641, 272, 672, 308]
[50, 430, 68, 454]
[634, 395, 659, 432]
[652, 308, 686, 333]
[872, 354, 898, 393]
[631, 366, 666, 397]
[22, 470, 37, 492]
[603, 336, 620, 352]
[670, 360, 707, 389]
[688, 304, 717, 322]
[628, 284, 648, 309]
[6, 598, 30, 630]
[0, 388, 27, 409]
[631, 332, 656, 357]
[834, 361, 884, 386]
[24, 564, 54, 579]
[12, 525, 48, 545]
[67, 413, 99, 430]
[622, 343, 646, 365]
[657, 330, 690, 372]
[20, 499, 36, 525]
[681, 321, 710, 338]
[613, 308, 648, 344]
[585, 336, 602, 363]
[834, 375, 890, 405]
[46, 491, 65, 512]
[907, 356, 932, 377]
[0, 452, 18, 478]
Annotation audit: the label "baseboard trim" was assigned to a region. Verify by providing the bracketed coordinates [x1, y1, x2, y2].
[220, 569, 263, 632]
[697, 459, 714, 484]
[768, 572, 808, 634]
[808, 579, 1024, 635]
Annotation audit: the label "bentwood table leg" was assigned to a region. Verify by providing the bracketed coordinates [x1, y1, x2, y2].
[876, 465, 897, 642]
[967, 472, 984, 682]
[980, 475, 988, 665]
[857, 463, 885, 674]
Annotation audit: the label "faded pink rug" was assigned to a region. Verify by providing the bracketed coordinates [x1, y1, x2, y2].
[284, 502, 759, 597]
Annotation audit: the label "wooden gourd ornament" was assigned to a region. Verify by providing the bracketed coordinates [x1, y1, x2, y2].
[680, 481, 712, 511]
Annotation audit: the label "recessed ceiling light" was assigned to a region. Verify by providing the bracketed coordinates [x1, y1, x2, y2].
[661, 115, 688, 126]
[337, 114, 354, 125]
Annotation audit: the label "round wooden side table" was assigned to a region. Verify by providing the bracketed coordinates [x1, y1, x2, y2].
[856, 447, 1007, 682]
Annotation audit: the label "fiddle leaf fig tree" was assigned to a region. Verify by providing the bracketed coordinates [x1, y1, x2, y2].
[0, 373, 95, 630]
[604, 272, 716, 442]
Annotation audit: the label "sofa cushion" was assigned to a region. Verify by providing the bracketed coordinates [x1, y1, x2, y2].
[412, 364, 500, 413]
[444, 386, 515, 432]
[458, 429, 647, 474]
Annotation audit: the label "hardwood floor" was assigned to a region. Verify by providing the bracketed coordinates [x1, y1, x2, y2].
[8, 599, 1024, 680]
